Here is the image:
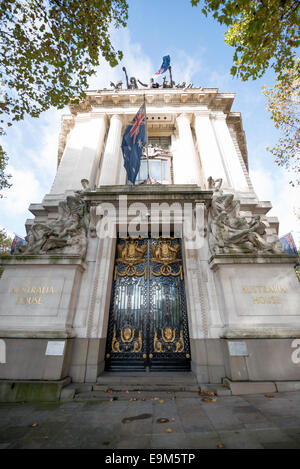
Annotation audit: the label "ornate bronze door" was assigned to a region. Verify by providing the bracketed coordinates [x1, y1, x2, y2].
[105, 237, 191, 371]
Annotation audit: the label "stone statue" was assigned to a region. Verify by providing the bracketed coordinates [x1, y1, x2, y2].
[18, 195, 89, 259]
[162, 66, 175, 88]
[122, 67, 138, 89]
[81, 179, 90, 191]
[207, 177, 281, 255]
[110, 80, 122, 90]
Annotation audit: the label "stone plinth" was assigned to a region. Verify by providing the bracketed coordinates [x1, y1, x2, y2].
[0, 255, 86, 380]
[209, 254, 300, 335]
[209, 254, 300, 383]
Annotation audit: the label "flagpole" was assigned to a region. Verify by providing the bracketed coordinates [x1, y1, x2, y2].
[144, 93, 151, 184]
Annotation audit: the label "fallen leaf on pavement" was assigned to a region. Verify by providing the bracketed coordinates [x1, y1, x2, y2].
[31, 423, 38, 427]
[265, 394, 275, 398]
[166, 428, 173, 433]
[202, 397, 217, 403]
[200, 391, 215, 396]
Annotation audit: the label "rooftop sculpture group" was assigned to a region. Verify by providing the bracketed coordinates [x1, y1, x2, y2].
[109, 66, 194, 91]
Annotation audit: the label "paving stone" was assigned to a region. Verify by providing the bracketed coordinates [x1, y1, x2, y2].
[275, 382, 300, 393]
[0, 390, 300, 449]
[226, 380, 277, 395]
[217, 429, 264, 449]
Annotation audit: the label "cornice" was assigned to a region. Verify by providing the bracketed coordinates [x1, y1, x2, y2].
[68, 88, 235, 116]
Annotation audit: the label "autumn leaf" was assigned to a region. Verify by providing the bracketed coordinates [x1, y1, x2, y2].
[202, 397, 217, 403]
[166, 428, 173, 433]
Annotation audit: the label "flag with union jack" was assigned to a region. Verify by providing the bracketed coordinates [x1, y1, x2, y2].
[10, 234, 25, 255]
[152, 55, 170, 79]
[279, 232, 298, 255]
[121, 102, 146, 184]
[152, 55, 171, 78]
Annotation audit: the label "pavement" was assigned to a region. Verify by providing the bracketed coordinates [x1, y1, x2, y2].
[1, 388, 300, 449]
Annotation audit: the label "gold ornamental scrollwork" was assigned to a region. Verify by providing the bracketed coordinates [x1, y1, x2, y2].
[161, 327, 176, 343]
[121, 327, 135, 343]
[132, 331, 142, 353]
[150, 239, 183, 280]
[111, 329, 121, 353]
[111, 328, 143, 354]
[175, 330, 185, 353]
[154, 330, 165, 353]
[114, 238, 147, 280]
[153, 329, 185, 354]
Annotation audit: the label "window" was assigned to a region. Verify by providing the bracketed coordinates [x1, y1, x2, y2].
[136, 137, 172, 184]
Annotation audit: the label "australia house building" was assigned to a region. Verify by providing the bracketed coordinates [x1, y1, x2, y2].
[0, 72, 299, 397]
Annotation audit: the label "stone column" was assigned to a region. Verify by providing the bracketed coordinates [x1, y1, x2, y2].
[98, 114, 123, 186]
[194, 111, 229, 187]
[174, 113, 201, 185]
[51, 114, 107, 194]
[211, 113, 250, 193]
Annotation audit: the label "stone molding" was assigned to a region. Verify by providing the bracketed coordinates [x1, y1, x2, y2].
[209, 253, 298, 270]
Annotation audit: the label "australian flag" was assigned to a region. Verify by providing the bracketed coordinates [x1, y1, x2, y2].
[121, 102, 146, 184]
[279, 232, 298, 255]
[10, 234, 25, 254]
[152, 55, 170, 79]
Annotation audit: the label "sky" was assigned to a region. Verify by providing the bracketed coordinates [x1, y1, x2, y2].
[0, 0, 299, 246]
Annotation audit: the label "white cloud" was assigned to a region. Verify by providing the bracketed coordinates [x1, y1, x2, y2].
[88, 29, 153, 90]
[1, 165, 42, 216]
[250, 166, 300, 245]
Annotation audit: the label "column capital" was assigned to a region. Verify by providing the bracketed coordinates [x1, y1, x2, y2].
[194, 109, 211, 119]
[176, 112, 193, 124]
[109, 114, 123, 124]
[210, 111, 227, 121]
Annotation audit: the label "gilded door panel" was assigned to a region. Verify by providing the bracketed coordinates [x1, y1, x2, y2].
[105, 237, 191, 371]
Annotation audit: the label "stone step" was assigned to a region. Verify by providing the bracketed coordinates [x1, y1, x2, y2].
[93, 383, 201, 392]
[97, 371, 198, 387]
[60, 384, 231, 401]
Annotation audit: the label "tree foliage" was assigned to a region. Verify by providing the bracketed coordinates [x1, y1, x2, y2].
[0, 0, 128, 195]
[191, 0, 299, 81]
[0, 228, 12, 277]
[262, 60, 300, 186]
[0, 227, 12, 254]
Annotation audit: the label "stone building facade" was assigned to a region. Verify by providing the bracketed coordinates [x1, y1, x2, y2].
[0, 83, 299, 392]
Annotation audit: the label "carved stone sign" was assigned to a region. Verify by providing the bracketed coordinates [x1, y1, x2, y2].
[0, 278, 64, 316]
